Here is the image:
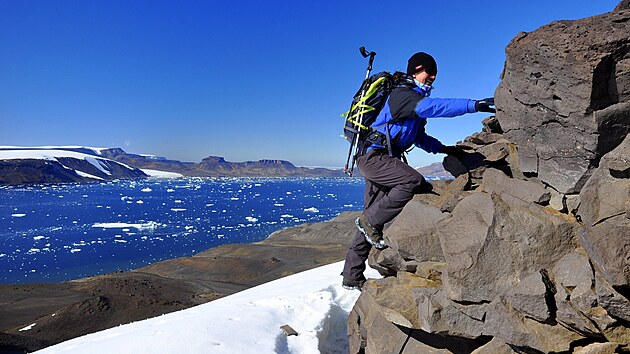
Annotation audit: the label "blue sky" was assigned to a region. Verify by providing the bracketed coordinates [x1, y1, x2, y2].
[0, 1, 620, 168]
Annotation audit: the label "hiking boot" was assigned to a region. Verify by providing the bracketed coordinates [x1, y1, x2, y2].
[342, 278, 366, 291]
[355, 215, 387, 249]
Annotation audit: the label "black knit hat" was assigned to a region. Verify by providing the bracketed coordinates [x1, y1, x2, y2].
[407, 52, 437, 76]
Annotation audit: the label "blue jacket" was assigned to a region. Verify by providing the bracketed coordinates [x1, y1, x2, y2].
[368, 83, 476, 156]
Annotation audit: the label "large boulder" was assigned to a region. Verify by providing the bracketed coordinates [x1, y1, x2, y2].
[577, 134, 630, 227]
[495, 9, 630, 193]
[483, 296, 587, 353]
[480, 168, 550, 205]
[439, 192, 579, 303]
[348, 276, 490, 353]
[576, 134, 630, 288]
[383, 198, 447, 263]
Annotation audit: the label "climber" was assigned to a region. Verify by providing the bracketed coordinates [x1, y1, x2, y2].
[341, 51, 495, 290]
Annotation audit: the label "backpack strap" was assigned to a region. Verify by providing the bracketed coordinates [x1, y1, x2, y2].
[368, 87, 427, 157]
[388, 86, 426, 122]
[385, 123, 394, 157]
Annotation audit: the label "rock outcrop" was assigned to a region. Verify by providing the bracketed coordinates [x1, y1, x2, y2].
[495, 5, 630, 194]
[349, 4, 630, 353]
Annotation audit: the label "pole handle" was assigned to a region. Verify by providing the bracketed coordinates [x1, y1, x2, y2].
[367, 52, 375, 72]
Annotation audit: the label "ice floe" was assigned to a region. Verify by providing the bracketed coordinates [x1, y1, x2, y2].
[92, 222, 161, 230]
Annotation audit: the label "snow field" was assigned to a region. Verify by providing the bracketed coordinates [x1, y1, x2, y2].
[35, 261, 381, 354]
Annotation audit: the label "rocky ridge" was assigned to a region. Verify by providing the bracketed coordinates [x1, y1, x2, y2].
[349, 4, 630, 353]
[101, 148, 343, 178]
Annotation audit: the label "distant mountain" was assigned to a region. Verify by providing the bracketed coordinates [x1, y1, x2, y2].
[100, 148, 344, 178]
[0, 146, 452, 185]
[0, 146, 345, 185]
[415, 161, 454, 180]
[0, 146, 147, 185]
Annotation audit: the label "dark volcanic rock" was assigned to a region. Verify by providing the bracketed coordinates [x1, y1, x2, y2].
[617, 0, 630, 11]
[0, 160, 86, 184]
[576, 134, 630, 288]
[480, 168, 550, 204]
[577, 134, 630, 227]
[0, 147, 149, 185]
[349, 3, 630, 353]
[495, 9, 630, 193]
[0, 158, 146, 185]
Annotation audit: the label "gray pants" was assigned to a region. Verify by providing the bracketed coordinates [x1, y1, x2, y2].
[342, 149, 430, 281]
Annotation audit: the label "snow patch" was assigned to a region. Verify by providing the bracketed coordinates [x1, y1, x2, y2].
[141, 169, 184, 178]
[35, 261, 380, 354]
[75, 170, 104, 180]
[19, 323, 36, 332]
[85, 157, 112, 176]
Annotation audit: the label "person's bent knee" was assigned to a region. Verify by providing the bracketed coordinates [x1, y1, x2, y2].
[397, 178, 424, 194]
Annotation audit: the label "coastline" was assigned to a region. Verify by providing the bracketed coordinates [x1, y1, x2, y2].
[0, 210, 361, 353]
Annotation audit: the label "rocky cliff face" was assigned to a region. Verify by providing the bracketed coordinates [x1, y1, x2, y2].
[349, 4, 630, 353]
[495, 7, 630, 194]
[0, 148, 148, 185]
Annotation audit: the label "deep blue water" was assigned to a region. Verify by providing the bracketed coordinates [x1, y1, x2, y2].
[0, 177, 364, 284]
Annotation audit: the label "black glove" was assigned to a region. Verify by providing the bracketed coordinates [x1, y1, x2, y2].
[439, 145, 466, 158]
[475, 97, 496, 113]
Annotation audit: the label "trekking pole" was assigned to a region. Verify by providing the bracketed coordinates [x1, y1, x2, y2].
[344, 46, 376, 176]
